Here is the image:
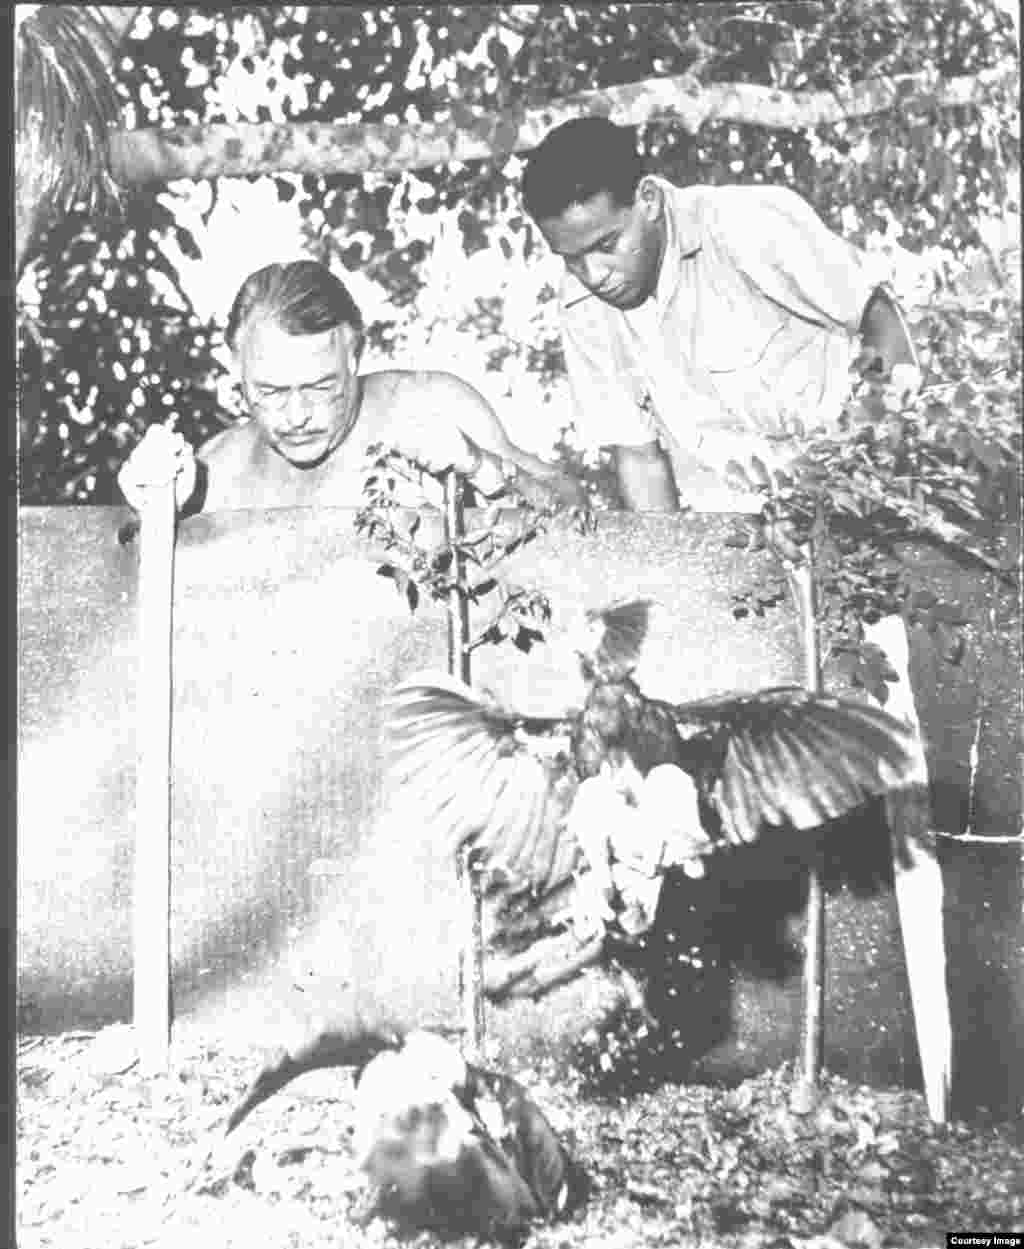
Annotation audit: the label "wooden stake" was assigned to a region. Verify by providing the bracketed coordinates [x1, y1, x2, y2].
[864, 615, 951, 1124]
[784, 551, 950, 1123]
[443, 470, 485, 1061]
[786, 556, 826, 1113]
[132, 468, 176, 1073]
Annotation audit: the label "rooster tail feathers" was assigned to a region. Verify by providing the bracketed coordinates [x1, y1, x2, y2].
[225, 1026, 400, 1135]
[586, 599, 655, 674]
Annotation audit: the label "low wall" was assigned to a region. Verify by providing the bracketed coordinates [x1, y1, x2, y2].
[16, 506, 1022, 1115]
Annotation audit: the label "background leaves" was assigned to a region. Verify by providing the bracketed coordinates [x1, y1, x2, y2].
[16, 1, 1020, 503]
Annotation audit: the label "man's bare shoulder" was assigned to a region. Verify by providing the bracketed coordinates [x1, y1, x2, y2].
[197, 420, 259, 467]
[195, 421, 261, 509]
[359, 368, 485, 431]
[362, 367, 480, 404]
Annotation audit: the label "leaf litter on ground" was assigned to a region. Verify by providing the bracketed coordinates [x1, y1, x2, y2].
[16, 1021, 1024, 1249]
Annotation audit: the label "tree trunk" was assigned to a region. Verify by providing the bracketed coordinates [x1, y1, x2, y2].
[107, 64, 1017, 188]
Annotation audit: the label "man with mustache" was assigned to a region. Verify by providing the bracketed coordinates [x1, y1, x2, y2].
[120, 258, 584, 514]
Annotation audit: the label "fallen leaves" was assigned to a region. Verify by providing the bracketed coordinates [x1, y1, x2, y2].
[16, 1023, 1024, 1249]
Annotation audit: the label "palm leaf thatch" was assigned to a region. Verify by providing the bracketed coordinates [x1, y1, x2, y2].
[15, 5, 123, 274]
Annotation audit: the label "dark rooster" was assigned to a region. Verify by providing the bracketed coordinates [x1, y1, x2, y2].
[385, 599, 926, 993]
[225, 1028, 583, 1244]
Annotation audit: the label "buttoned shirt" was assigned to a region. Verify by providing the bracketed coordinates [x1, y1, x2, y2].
[560, 179, 877, 507]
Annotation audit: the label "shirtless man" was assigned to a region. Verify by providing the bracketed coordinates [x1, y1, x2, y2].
[120, 259, 583, 514]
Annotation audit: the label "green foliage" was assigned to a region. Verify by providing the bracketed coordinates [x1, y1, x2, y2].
[724, 286, 1020, 700]
[17, 2, 1020, 504]
[354, 446, 570, 655]
[18, 192, 227, 503]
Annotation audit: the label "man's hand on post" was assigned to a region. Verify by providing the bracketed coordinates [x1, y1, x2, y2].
[118, 425, 198, 512]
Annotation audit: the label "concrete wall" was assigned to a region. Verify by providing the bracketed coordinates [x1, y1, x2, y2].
[16, 506, 1022, 1115]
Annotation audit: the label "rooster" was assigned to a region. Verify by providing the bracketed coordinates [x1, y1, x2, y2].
[385, 599, 925, 995]
[225, 1027, 583, 1244]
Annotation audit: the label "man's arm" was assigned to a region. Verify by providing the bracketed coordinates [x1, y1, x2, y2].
[474, 439, 589, 509]
[712, 189, 919, 380]
[395, 371, 586, 508]
[611, 443, 679, 511]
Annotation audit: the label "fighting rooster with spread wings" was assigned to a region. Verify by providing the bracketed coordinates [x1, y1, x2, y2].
[385, 600, 925, 998]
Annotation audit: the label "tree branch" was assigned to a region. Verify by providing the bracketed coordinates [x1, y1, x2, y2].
[108, 64, 1017, 188]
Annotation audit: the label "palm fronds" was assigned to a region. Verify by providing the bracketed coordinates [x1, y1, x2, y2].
[15, 6, 122, 271]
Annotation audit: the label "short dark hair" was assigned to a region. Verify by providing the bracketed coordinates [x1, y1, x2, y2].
[225, 260, 364, 354]
[522, 117, 644, 222]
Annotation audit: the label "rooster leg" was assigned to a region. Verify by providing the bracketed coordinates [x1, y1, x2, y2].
[485, 932, 606, 1001]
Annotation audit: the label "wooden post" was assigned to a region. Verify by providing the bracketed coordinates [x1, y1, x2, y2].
[443, 470, 485, 1060]
[786, 556, 950, 1123]
[443, 471, 472, 688]
[863, 615, 951, 1124]
[132, 452, 177, 1073]
[786, 556, 827, 1113]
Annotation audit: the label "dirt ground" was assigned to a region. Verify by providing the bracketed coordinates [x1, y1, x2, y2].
[15, 1020, 1024, 1249]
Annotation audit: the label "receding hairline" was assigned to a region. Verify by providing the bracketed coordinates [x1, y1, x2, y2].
[233, 316, 353, 364]
[225, 260, 364, 356]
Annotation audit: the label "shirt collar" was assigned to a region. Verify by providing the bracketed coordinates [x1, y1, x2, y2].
[644, 176, 703, 308]
[560, 178, 703, 314]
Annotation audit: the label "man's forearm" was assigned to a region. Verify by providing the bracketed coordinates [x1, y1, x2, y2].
[471, 444, 586, 508]
[508, 449, 587, 507]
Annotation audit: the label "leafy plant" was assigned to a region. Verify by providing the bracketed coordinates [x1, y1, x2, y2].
[354, 445, 594, 654]
[723, 289, 1020, 702]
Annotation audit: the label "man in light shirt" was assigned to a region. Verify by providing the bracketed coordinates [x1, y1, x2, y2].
[522, 121, 949, 1122]
[522, 117, 918, 511]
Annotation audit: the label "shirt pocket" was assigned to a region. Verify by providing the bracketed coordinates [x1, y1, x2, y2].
[682, 262, 791, 376]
